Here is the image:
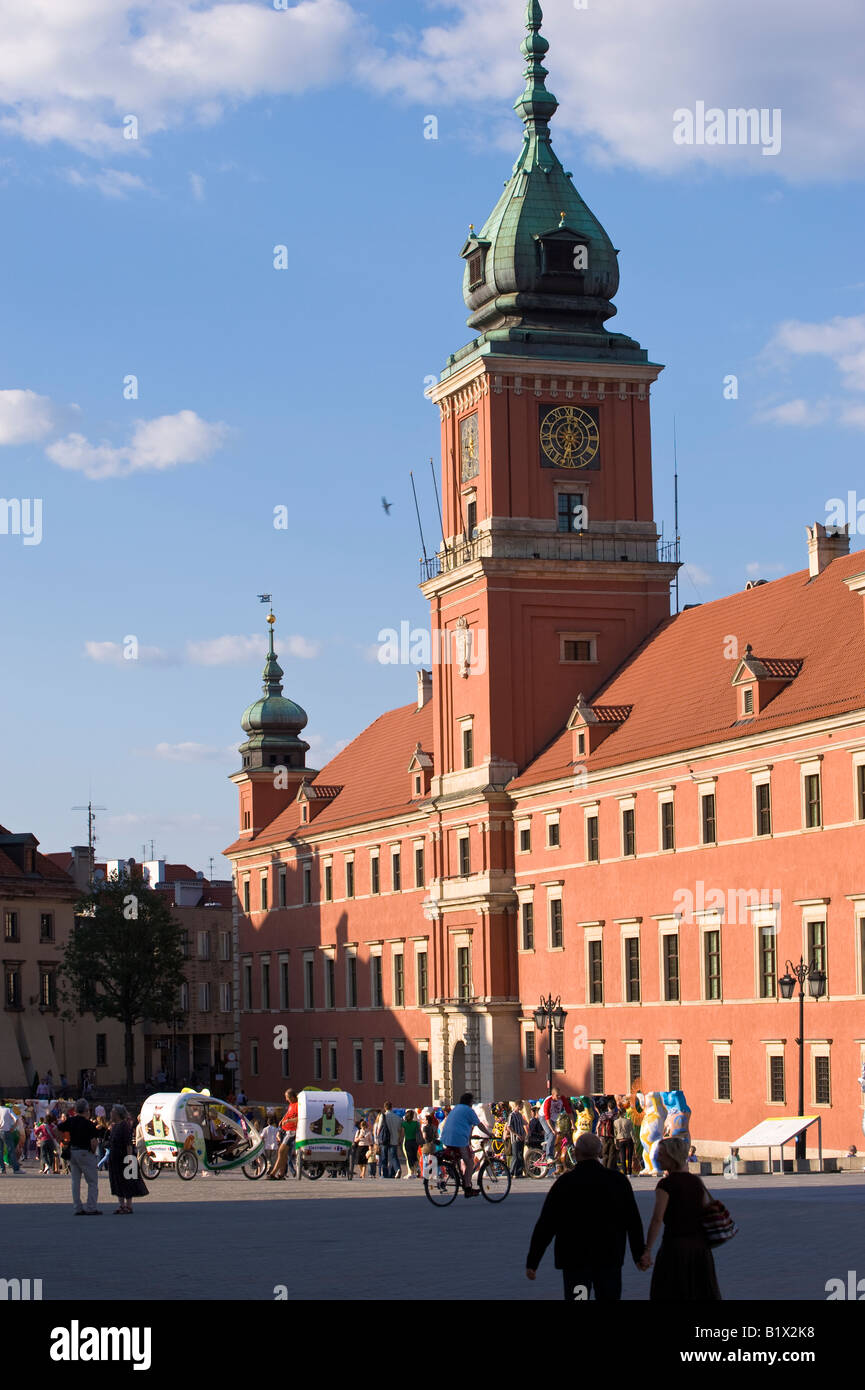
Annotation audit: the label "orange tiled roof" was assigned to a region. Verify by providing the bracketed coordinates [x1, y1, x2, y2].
[512, 550, 865, 789]
[225, 701, 434, 853]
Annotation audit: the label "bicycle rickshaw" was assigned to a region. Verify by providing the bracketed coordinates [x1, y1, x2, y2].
[137, 1090, 267, 1181]
[294, 1087, 354, 1181]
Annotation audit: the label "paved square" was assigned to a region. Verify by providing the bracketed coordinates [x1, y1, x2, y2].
[1, 1164, 863, 1301]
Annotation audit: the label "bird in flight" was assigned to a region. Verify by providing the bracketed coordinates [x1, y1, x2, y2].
[381, 497, 393, 515]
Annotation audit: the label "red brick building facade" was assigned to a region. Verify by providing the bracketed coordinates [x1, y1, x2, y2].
[224, 3, 865, 1152]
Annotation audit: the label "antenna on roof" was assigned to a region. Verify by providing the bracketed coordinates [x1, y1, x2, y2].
[429, 457, 449, 558]
[673, 417, 680, 616]
[208, 856, 215, 881]
[71, 800, 106, 883]
[409, 471, 429, 565]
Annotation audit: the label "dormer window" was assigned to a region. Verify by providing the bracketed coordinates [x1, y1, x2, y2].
[743, 687, 754, 715]
[731, 646, 802, 719]
[536, 223, 588, 279]
[468, 250, 485, 288]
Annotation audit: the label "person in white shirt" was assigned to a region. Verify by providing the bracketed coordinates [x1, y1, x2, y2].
[0, 1102, 22, 1173]
[261, 1119, 280, 1172]
[94, 1104, 107, 1121]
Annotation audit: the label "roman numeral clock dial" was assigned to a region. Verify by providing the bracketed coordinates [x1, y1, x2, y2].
[539, 404, 600, 470]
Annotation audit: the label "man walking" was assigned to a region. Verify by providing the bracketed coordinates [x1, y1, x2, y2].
[506, 1101, 526, 1178]
[525, 1133, 646, 1300]
[596, 1097, 619, 1169]
[541, 1087, 573, 1160]
[614, 1104, 635, 1175]
[379, 1103, 403, 1178]
[66, 1099, 101, 1214]
[267, 1089, 298, 1179]
[0, 1100, 21, 1173]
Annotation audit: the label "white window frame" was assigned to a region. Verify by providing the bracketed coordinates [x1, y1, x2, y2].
[302, 862, 312, 905]
[303, 951, 315, 1010]
[765, 1043, 786, 1106]
[554, 483, 589, 534]
[752, 768, 772, 839]
[801, 905, 829, 995]
[545, 812, 560, 849]
[584, 925, 604, 1006]
[664, 1043, 681, 1092]
[370, 848, 380, 895]
[699, 913, 723, 1003]
[345, 948, 358, 1008]
[798, 756, 823, 832]
[353, 1041, 363, 1084]
[370, 946, 384, 1008]
[547, 886, 564, 952]
[395, 1041, 406, 1085]
[392, 947, 405, 1008]
[658, 919, 680, 1004]
[618, 795, 636, 858]
[415, 944, 429, 1006]
[810, 1042, 831, 1107]
[313, 1040, 322, 1082]
[322, 949, 335, 1010]
[517, 818, 532, 855]
[712, 1044, 732, 1103]
[260, 869, 269, 911]
[459, 715, 475, 770]
[373, 1040, 384, 1085]
[418, 1039, 429, 1086]
[853, 750, 865, 822]
[583, 801, 600, 863]
[658, 789, 675, 853]
[620, 922, 641, 1004]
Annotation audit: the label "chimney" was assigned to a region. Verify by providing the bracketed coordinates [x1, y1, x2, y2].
[69, 845, 93, 890]
[417, 669, 432, 709]
[807, 522, 849, 577]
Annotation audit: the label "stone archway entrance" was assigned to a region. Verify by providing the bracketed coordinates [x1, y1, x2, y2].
[452, 1040, 466, 1099]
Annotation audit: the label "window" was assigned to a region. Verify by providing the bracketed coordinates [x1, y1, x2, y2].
[353, 1043, 363, 1083]
[591, 1053, 605, 1093]
[466, 499, 478, 538]
[759, 926, 777, 998]
[624, 937, 640, 1003]
[547, 818, 560, 848]
[198, 930, 211, 961]
[518, 824, 531, 853]
[467, 250, 484, 287]
[660, 800, 675, 852]
[242, 877, 250, 912]
[243, 810, 251, 830]
[524, 1030, 536, 1069]
[857, 764, 865, 821]
[198, 982, 211, 1011]
[622, 807, 635, 857]
[701, 792, 717, 846]
[588, 939, 603, 1003]
[562, 639, 593, 662]
[281, 1045, 290, 1078]
[716, 1054, 731, 1101]
[456, 945, 471, 1001]
[667, 1054, 681, 1090]
[704, 929, 721, 1000]
[40, 913, 54, 941]
[414, 775, 422, 796]
[324, 864, 333, 902]
[814, 1055, 830, 1105]
[260, 872, 269, 911]
[278, 865, 287, 908]
[521, 901, 534, 951]
[743, 687, 754, 714]
[313, 1041, 322, 1082]
[418, 1043, 429, 1086]
[550, 898, 563, 950]
[586, 815, 599, 863]
[391, 849, 401, 892]
[804, 773, 822, 828]
[324, 956, 335, 1010]
[96, 1034, 107, 1066]
[219, 931, 231, 961]
[756, 782, 772, 837]
[628, 1053, 642, 1088]
[261, 960, 270, 1010]
[414, 845, 424, 888]
[302, 865, 311, 905]
[462, 725, 474, 769]
[769, 1055, 785, 1103]
[346, 953, 358, 1008]
[250, 1040, 259, 1076]
[220, 982, 232, 1012]
[458, 835, 471, 876]
[807, 920, 826, 974]
[4, 911, 19, 941]
[180, 930, 190, 959]
[345, 859, 355, 898]
[242, 960, 252, 1010]
[552, 1029, 565, 1070]
[39, 970, 57, 1009]
[860, 918, 865, 994]
[395, 1043, 406, 1085]
[328, 1041, 338, 1080]
[393, 953, 405, 1007]
[662, 933, 679, 1002]
[304, 955, 315, 1010]
[279, 958, 289, 1009]
[374, 1041, 384, 1085]
[180, 981, 189, 1012]
[417, 951, 428, 1006]
[371, 955, 383, 1008]
[370, 853, 380, 895]
[557, 491, 585, 533]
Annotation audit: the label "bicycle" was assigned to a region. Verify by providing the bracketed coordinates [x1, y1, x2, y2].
[523, 1142, 576, 1180]
[423, 1138, 512, 1206]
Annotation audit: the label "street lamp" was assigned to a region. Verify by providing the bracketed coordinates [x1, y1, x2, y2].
[533, 994, 568, 1097]
[778, 955, 826, 1162]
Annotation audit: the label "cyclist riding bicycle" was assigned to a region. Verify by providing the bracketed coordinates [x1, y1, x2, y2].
[438, 1092, 492, 1198]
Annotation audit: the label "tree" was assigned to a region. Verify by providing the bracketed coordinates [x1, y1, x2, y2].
[59, 868, 187, 1091]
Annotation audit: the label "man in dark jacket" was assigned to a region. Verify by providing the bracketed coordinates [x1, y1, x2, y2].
[525, 1133, 646, 1300]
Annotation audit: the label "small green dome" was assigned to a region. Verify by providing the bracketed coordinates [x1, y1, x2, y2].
[241, 694, 308, 735]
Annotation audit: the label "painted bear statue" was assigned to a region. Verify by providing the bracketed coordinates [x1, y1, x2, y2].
[639, 1092, 667, 1175]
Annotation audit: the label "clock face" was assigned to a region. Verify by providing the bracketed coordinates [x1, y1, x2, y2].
[539, 404, 600, 470]
[460, 412, 479, 481]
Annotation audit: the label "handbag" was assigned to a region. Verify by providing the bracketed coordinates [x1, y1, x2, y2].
[702, 1197, 738, 1247]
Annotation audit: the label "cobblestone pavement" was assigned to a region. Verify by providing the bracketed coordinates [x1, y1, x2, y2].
[1, 1164, 862, 1301]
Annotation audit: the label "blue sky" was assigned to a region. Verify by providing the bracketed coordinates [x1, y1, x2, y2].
[1, 0, 863, 873]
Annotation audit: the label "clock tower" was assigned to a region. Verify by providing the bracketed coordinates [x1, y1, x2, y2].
[423, 0, 679, 786]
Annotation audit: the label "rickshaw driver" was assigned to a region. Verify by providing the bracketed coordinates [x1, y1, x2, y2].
[438, 1092, 491, 1198]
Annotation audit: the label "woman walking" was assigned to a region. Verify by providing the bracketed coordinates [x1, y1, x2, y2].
[108, 1104, 148, 1214]
[641, 1138, 721, 1300]
[354, 1114, 374, 1178]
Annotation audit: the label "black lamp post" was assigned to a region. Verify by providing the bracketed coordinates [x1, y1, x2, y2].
[533, 994, 568, 1097]
[778, 956, 826, 1162]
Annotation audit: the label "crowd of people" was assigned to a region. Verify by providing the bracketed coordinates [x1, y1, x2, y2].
[0, 1094, 148, 1214]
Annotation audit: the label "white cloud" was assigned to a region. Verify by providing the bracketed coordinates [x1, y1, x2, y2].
[84, 640, 171, 664]
[754, 398, 828, 427]
[150, 741, 235, 762]
[745, 561, 786, 577]
[759, 315, 865, 430]
[65, 166, 151, 198]
[46, 409, 228, 479]
[189, 171, 205, 201]
[0, 387, 57, 444]
[185, 632, 320, 665]
[681, 562, 711, 588]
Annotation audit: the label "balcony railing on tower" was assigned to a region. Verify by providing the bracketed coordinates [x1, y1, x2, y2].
[420, 531, 680, 582]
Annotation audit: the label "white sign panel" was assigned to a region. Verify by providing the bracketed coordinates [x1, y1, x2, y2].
[733, 1116, 818, 1148]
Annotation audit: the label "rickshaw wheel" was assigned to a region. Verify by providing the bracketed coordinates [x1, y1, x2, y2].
[242, 1153, 268, 1180]
[305, 1162, 325, 1180]
[140, 1153, 160, 1181]
[177, 1150, 199, 1181]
